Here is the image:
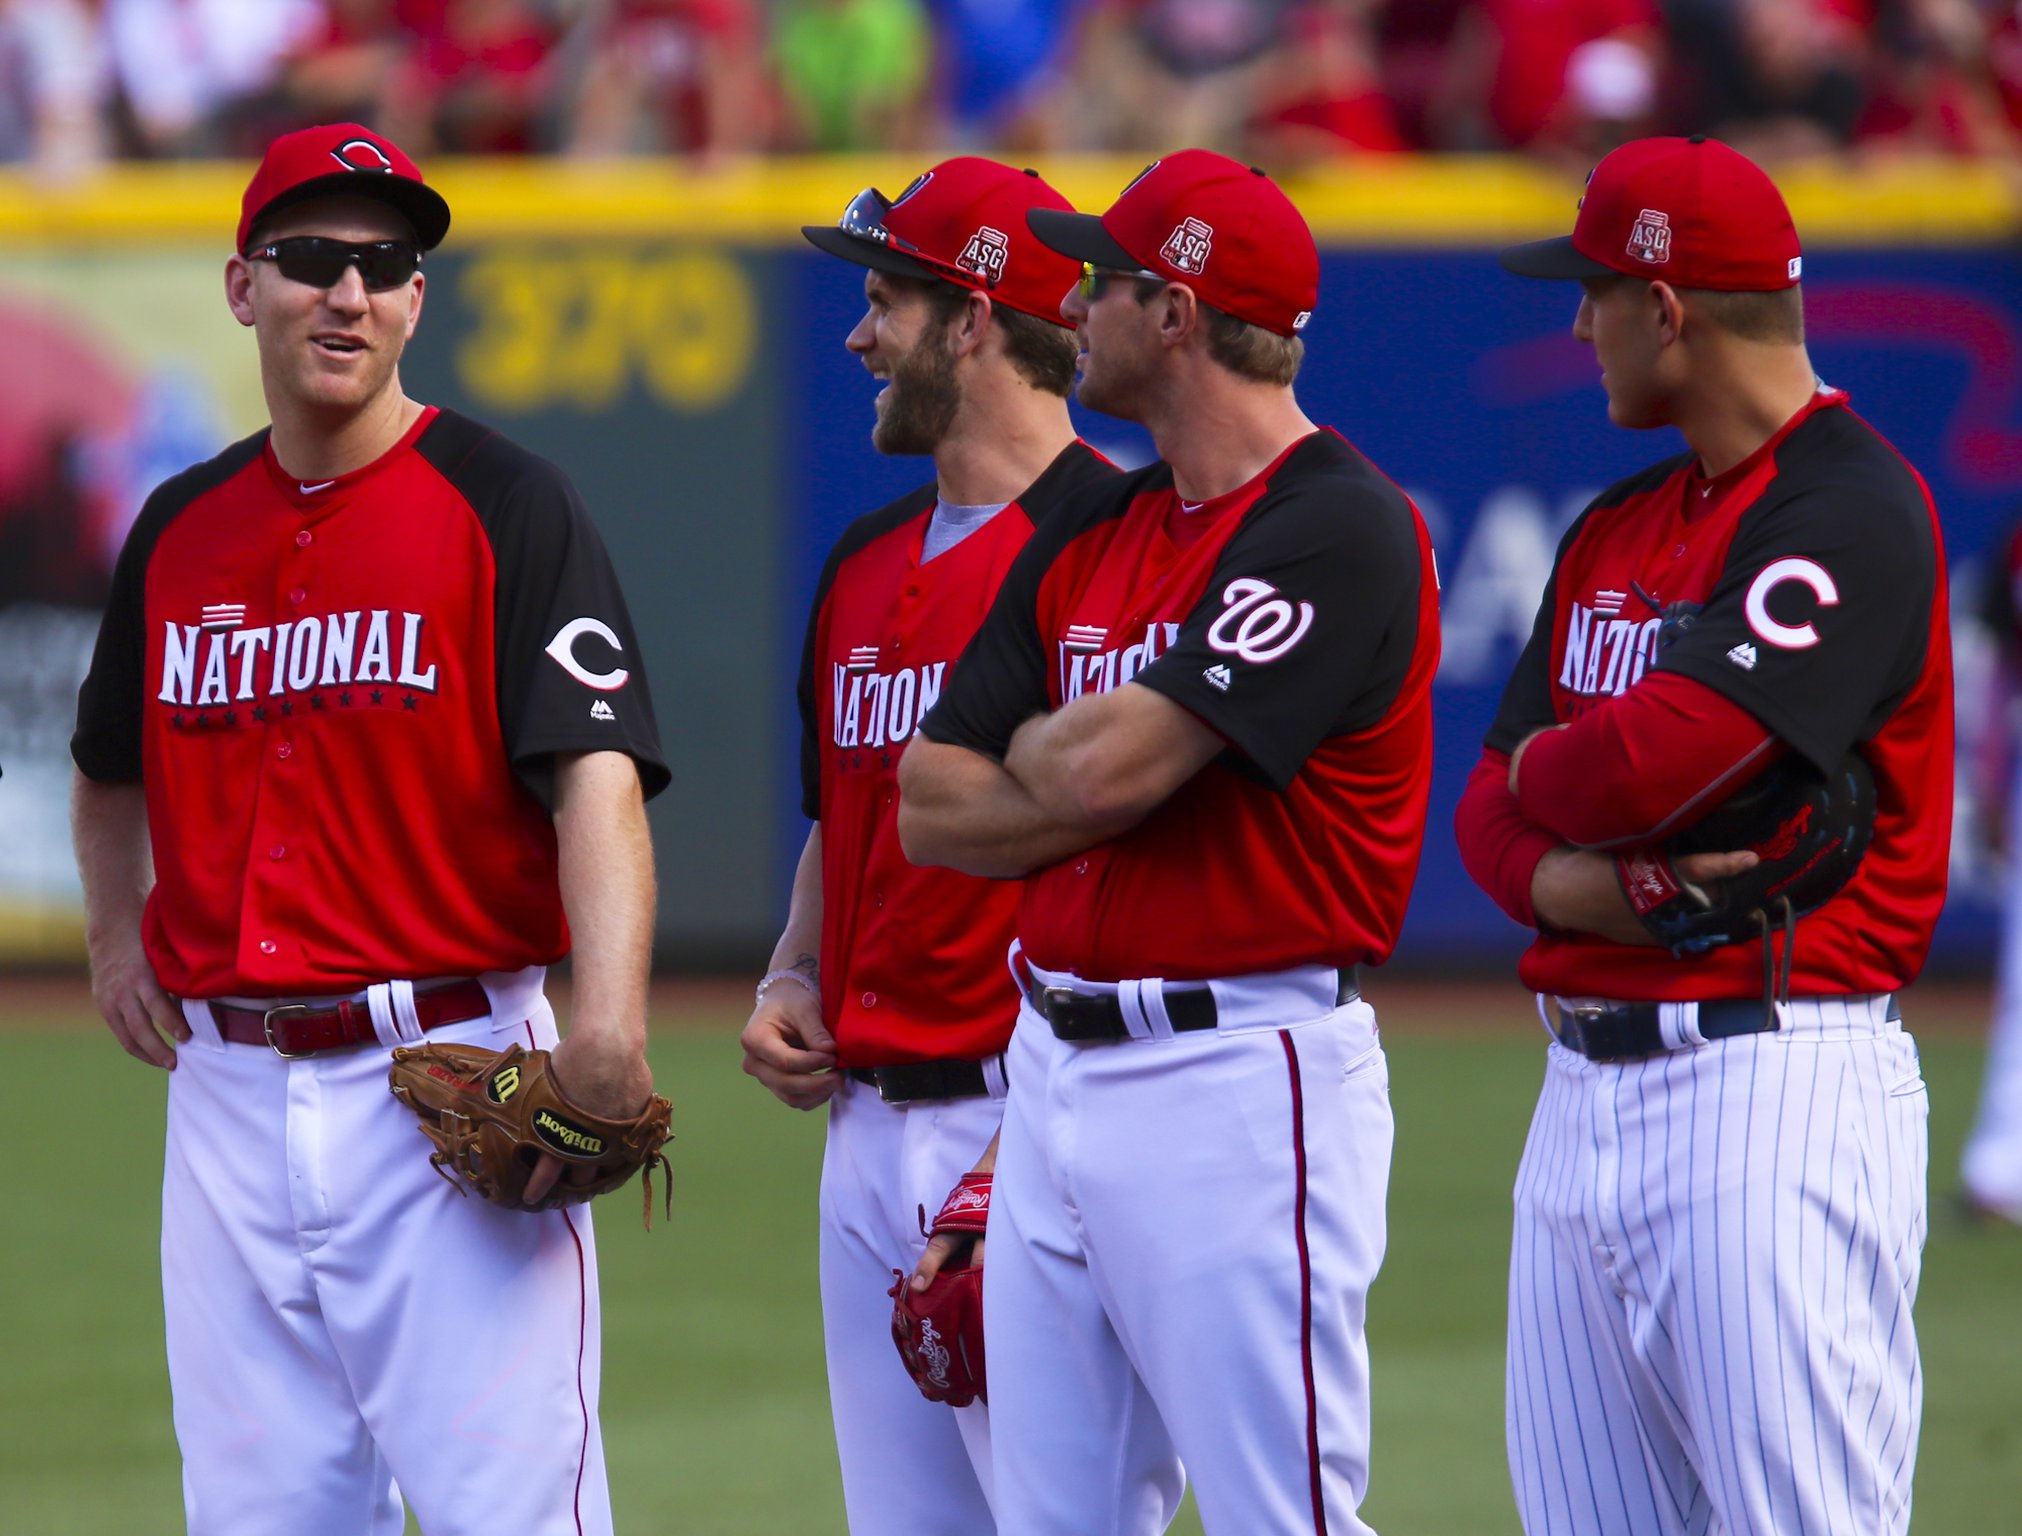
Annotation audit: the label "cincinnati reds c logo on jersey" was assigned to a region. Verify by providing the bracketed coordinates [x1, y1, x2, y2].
[1744, 558, 1838, 649]
[544, 617, 630, 690]
[1206, 578, 1313, 664]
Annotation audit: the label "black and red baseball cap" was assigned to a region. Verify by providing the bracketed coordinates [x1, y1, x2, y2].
[1026, 149, 1319, 337]
[803, 157, 1083, 327]
[238, 123, 452, 255]
[1500, 135, 1801, 291]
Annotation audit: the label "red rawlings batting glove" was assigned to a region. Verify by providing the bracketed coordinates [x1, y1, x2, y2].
[887, 1172, 991, 1407]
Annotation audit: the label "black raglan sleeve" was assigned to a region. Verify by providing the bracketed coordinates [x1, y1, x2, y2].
[72, 435, 265, 782]
[437, 422, 669, 807]
[1131, 472, 1426, 789]
[1653, 484, 1936, 773]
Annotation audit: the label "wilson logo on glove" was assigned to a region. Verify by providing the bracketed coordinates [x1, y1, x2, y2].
[388, 1043, 673, 1227]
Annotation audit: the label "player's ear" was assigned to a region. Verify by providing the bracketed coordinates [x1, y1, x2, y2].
[1649, 280, 1685, 346]
[1158, 282, 1198, 350]
[949, 289, 992, 360]
[402, 270, 426, 341]
[225, 254, 257, 328]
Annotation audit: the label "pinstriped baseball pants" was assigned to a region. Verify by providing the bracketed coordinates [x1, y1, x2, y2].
[1507, 997, 1927, 1536]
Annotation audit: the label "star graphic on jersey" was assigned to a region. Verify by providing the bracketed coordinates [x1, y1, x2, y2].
[880, 752, 893, 769]
[170, 713, 184, 729]
[221, 709, 237, 727]
[195, 712, 209, 728]
[339, 691, 353, 707]
[369, 688, 385, 705]
[402, 694, 419, 711]
[251, 706, 267, 723]
[281, 700, 294, 717]
[311, 694, 325, 711]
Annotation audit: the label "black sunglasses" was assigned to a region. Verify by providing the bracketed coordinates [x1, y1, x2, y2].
[1078, 261, 1165, 302]
[837, 185, 997, 289]
[248, 237, 422, 292]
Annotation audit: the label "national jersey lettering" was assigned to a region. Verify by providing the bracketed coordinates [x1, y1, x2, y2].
[156, 609, 439, 705]
[830, 656, 945, 751]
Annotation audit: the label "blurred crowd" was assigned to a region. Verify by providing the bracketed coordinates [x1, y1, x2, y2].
[4, 0, 2022, 176]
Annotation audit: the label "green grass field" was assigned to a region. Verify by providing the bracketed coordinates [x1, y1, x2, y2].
[4, 981, 2018, 1534]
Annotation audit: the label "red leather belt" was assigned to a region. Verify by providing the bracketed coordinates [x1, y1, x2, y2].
[208, 980, 492, 1057]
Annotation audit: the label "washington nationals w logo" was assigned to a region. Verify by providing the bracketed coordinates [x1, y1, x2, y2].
[1206, 578, 1314, 664]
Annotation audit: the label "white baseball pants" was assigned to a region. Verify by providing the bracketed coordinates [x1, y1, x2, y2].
[1508, 995, 1927, 1536]
[987, 975, 1393, 1536]
[163, 969, 612, 1536]
[820, 1073, 1005, 1533]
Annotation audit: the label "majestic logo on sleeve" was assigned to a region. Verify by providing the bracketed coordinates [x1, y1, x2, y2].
[1206, 578, 1313, 664]
[157, 608, 438, 707]
[544, 617, 631, 690]
[1744, 557, 1838, 649]
[1627, 209, 1672, 264]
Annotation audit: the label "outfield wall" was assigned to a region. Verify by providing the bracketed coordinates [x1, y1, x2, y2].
[4, 157, 2017, 968]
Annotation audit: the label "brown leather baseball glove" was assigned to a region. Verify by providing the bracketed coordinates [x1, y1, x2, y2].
[888, 1172, 991, 1407]
[388, 1042, 673, 1227]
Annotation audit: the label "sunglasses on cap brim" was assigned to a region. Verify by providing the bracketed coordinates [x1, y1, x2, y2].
[248, 236, 423, 292]
[1077, 261, 1166, 301]
[836, 187, 997, 290]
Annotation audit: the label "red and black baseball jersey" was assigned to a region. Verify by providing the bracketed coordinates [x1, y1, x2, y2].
[1485, 388, 1951, 999]
[922, 429, 1440, 982]
[802, 441, 1117, 1066]
[71, 407, 669, 999]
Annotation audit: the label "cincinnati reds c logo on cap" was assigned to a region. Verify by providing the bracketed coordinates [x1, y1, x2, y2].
[544, 617, 631, 690]
[1745, 557, 1839, 649]
[330, 138, 394, 172]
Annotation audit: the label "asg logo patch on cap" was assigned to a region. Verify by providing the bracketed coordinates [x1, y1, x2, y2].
[330, 137, 395, 173]
[1160, 217, 1214, 275]
[1627, 208, 1672, 264]
[958, 225, 1009, 283]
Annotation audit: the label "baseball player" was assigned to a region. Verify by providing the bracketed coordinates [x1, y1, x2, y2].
[1458, 136, 1950, 1536]
[69, 124, 669, 1536]
[740, 157, 1115, 1533]
[899, 149, 1441, 1536]
[1962, 517, 2022, 1227]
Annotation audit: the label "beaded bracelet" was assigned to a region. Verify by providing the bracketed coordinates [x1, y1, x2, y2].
[755, 968, 820, 1006]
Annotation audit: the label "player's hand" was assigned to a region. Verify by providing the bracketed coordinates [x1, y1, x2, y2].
[1532, 845, 1760, 945]
[524, 1027, 654, 1205]
[911, 1232, 985, 1293]
[740, 984, 838, 1110]
[909, 1138, 998, 1293]
[87, 931, 187, 1070]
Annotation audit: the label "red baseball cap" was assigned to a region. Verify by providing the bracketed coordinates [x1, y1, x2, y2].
[237, 123, 452, 255]
[1026, 150, 1319, 337]
[803, 157, 1082, 327]
[1501, 135, 1801, 291]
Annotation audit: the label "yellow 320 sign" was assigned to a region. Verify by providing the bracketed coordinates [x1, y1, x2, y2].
[454, 247, 755, 414]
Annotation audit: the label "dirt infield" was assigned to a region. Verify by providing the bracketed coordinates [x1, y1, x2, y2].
[4, 969, 1997, 1038]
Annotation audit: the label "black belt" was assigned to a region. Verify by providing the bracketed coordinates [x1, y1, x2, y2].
[848, 1058, 996, 1103]
[1019, 968, 1360, 1043]
[1545, 994, 1899, 1063]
